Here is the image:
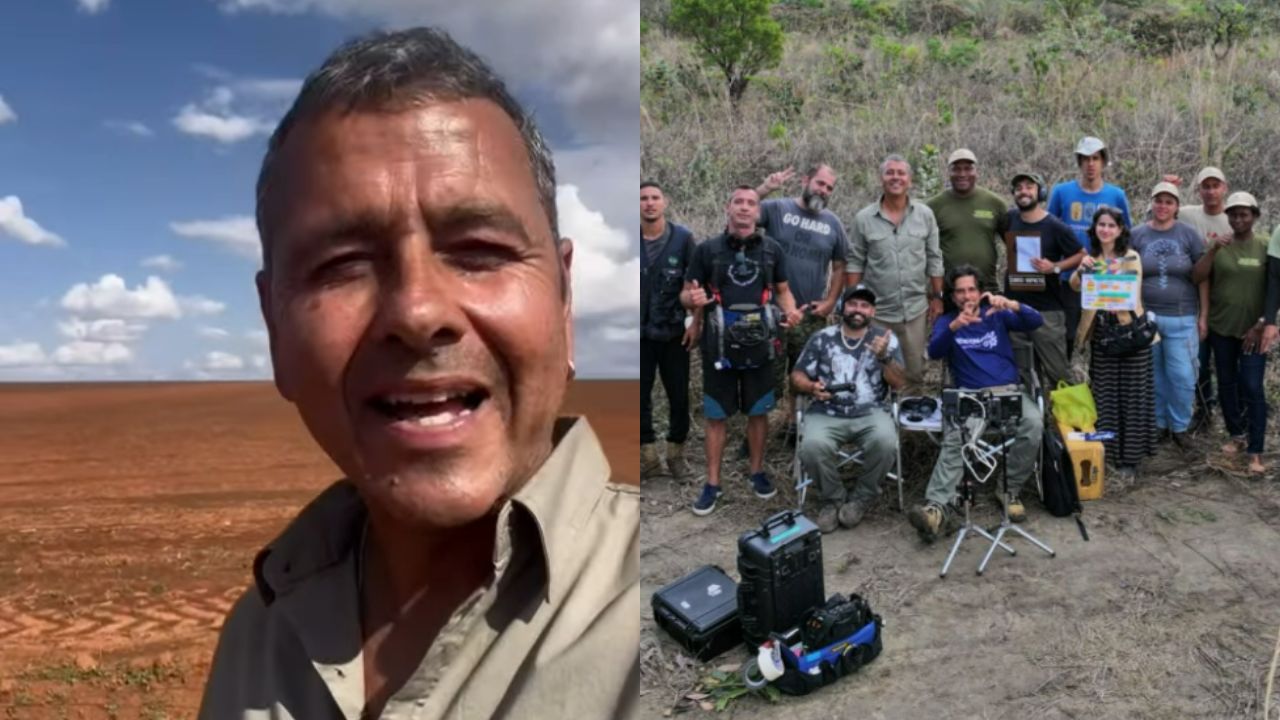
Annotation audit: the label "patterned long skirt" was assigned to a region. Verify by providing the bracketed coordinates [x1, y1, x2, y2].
[1089, 343, 1158, 467]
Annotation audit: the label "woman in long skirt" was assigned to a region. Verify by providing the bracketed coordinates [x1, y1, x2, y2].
[1071, 206, 1159, 477]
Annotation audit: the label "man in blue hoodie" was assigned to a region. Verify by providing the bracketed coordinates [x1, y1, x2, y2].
[907, 265, 1045, 542]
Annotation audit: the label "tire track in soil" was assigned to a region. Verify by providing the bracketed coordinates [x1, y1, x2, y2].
[0, 586, 241, 649]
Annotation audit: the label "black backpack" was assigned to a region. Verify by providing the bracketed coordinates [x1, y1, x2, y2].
[1041, 425, 1089, 540]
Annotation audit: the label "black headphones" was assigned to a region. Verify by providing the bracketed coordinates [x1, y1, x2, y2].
[1011, 173, 1047, 203]
[901, 397, 938, 423]
[727, 230, 763, 251]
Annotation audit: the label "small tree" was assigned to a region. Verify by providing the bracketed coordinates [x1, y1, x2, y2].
[669, 0, 784, 106]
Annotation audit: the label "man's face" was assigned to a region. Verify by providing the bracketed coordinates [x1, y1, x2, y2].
[1199, 178, 1227, 209]
[1078, 152, 1105, 182]
[948, 160, 976, 194]
[726, 188, 761, 230]
[1227, 207, 1256, 235]
[640, 186, 666, 223]
[1013, 178, 1040, 210]
[951, 275, 980, 312]
[881, 160, 911, 197]
[842, 297, 875, 328]
[257, 101, 573, 530]
[802, 166, 837, 212]
[1151, 194, 1179, 224]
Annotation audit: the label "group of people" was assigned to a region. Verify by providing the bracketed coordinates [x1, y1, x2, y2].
[642, 135, 1277, 541]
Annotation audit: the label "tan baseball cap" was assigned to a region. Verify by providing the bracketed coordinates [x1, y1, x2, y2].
[1224, 191, 1259, 213]
[1150, 181, 1181, 202]
[1194, 166, 1226, 186]
[947, 148, 977, 166]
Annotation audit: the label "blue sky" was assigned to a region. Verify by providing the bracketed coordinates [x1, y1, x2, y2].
[0, 0, 639, 380]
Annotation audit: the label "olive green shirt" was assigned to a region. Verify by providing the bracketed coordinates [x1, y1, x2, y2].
[926, 188, 1010, 292]
[1209, 236, 1268, 338]
[198, 417, 639, 719]
[847, 198, 944, 323]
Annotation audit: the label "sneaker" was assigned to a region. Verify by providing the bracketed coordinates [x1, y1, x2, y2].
[998, 494, 1026, 523]
[749, 472, 777, 500]
[816, 503, 839, 534]
[1156, 428, 1171, 444]
[907, 502, 944, 543]
[838, 500, 867, 528]
[691, 484, 721, 516]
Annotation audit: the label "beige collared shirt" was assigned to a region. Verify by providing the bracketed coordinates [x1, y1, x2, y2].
[847, 197, 944, 323]
[198, 417, 639, 719]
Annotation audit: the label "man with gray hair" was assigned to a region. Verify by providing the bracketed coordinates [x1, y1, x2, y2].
[199, 27, 638, 719]
[847, 154, 944, 394]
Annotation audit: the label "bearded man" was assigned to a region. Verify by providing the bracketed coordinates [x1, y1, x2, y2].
[791, 284, 905, 534]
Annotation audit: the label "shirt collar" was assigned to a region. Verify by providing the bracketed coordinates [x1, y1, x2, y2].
[252, 416, 611, 608]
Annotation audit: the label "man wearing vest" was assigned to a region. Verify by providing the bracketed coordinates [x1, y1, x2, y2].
[641, 181, 700, 480]
[755, 163, 850, 444]
[683, 186, 804, 516]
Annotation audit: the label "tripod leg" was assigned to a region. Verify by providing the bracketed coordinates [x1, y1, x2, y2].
[940, 526, 969, 578]
[1008, 525, 1056, 557]
[977, 526, 1011, 575]
[971, 525, 1016, 555]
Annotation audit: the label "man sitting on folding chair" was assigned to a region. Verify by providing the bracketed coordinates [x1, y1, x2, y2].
[909, 264, 1045, 542]
[792, 284, 906, 534]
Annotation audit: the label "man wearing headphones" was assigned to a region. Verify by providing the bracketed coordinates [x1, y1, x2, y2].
[908, 265, 1044, 542]
[1005, 172, 1084, 390]
[791, 284, 905, 534]
[683, 186, 804, 516]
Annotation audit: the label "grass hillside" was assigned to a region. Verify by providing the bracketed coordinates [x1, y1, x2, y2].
[642, 0, 1280, 236]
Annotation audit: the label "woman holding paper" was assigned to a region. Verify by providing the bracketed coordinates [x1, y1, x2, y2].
[1129, 182, 1205, 450]
[1191, 192, 1269, 475]
[1072, 206, 1159, 478]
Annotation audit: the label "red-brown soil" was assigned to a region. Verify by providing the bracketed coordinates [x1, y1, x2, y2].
[0, 380, 636, 719]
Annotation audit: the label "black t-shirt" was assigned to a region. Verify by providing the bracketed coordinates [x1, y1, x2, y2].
[686, 232, 788, 309]
[1004, 211, 1082, 312]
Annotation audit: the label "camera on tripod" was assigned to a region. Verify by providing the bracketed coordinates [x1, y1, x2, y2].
[941, 388, 1022, 425]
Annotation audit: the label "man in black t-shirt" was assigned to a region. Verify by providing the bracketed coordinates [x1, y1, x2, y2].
[1004, 172, 1084, 390]
[682, 186, 803, 516]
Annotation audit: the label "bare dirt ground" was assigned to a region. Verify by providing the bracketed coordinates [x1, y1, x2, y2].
[641, 369, 1280, 719]
[0, 380, 636, 719]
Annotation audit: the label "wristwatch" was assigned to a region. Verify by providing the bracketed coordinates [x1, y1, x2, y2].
[931, 291, 944, 301]
[1052, 264, 1062, 274]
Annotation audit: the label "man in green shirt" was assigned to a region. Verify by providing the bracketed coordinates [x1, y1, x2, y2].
[927, 149, 1011, 293]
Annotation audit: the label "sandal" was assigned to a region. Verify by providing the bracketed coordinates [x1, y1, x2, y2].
[1247, 457, 1267, 476]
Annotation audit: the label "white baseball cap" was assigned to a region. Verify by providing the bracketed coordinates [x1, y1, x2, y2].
[947, 148, 977, 166]
[1075, 136, 1107, 157]
[1194, 166, 1226, 186]
[1224, 191, 1259, 213]
[1150, 181, 1181, 202]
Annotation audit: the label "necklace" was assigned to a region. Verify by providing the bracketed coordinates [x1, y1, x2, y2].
[839, 328, 866, 352]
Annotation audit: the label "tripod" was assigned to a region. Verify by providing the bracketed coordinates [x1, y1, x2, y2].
[939, 413, 1014, 578]
[975, 414, 1055, 575]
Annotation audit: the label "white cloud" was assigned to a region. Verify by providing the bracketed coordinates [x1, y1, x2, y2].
[105, 120, 154, 137]
[57, 317, 148, 343]
[0, 341, 47, 367]
[60, 275, 181, 319]
[251, 354, 269, 370]
[0, 95, 15, 125]
[557, 184, 637, 318]
[180, 295, 227, 316]
[77, 0, 110, 13]
[199, 326, 230, 339]
[170, 216, 260, 260]
[52, 341, 132, 366]
[0, 196, 65, 247]
[141, 254, 182, 272]
[213, 0, 638, 144]
[245, 329, 270, 347]
[202, 351, 245, 370]
[174, 103, 274, 144]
